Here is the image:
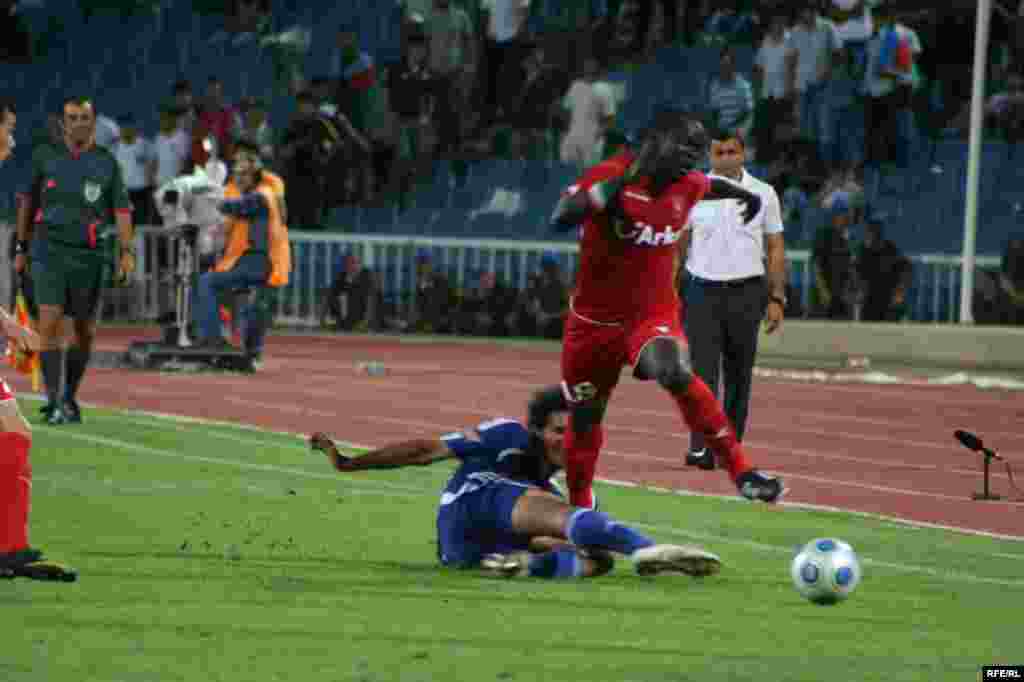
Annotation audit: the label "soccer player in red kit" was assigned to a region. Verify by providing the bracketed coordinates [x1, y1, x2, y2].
[531, 112, 784, 509]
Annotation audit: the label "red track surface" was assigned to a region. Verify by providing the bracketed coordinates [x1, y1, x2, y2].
[12, 328, 1024, 538]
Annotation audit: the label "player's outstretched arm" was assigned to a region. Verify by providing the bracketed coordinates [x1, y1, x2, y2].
[704, 177, 762, 223]
[550, 176, 626, 231]
[310, 433, 454, 472]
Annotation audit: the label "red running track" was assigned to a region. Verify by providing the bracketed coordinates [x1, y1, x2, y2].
[11, 328, 1024, 538]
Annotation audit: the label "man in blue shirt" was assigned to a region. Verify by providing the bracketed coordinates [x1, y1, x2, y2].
[310, 393, 722, 580]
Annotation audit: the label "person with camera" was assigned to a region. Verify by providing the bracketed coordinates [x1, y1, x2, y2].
[194, 140, 290, 369]
[14, 96, 135, 426]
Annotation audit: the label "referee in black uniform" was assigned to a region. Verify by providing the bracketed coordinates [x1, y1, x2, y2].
[678, 129, 786, 469]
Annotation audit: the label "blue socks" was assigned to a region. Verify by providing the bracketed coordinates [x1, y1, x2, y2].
[528, 547, 583, 579]
[565, 509, 655, 555]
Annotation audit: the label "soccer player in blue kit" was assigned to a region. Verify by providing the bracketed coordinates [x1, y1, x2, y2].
[310, 389, 722, 580]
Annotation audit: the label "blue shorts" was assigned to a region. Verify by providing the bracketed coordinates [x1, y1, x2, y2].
[436, 477, 533, 569]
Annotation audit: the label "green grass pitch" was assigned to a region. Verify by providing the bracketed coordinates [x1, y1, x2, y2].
[3, 400, 1022, 682]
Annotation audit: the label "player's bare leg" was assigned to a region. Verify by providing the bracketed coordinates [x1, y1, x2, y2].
[36, 304, 67, 425]
[0, 380, 77, 581]
[563, 390, 610, 510]
[500, 487, 721, 578]
[634, 337, 783, 502]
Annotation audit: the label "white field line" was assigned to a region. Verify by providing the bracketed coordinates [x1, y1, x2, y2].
[22, 393, 1024, 542]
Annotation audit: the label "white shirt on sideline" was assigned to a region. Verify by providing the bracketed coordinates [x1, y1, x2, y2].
[685, 169, 784, 282]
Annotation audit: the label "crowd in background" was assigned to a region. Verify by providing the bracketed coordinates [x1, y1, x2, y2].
[4, 0, 1024, 326]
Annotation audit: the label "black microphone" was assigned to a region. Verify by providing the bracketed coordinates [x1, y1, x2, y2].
[954, 430, 1003, 460]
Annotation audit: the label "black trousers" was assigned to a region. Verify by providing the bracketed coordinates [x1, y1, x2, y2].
[683, 275, 766, 451]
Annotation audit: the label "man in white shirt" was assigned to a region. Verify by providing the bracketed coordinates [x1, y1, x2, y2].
[678, 129, 786, 470]
[153, 106, 191, 196]
[559, 56, 617, 169]
[752, 13, 791, 164]
[111, 115, 157, 225]
[785, 3, 842, 162]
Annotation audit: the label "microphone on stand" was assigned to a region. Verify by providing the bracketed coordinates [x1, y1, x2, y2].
[953, 430, 1002, 500]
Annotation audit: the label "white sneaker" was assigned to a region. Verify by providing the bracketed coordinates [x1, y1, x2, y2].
[632, 544, 722, 577]
[480, 552, 530, 578]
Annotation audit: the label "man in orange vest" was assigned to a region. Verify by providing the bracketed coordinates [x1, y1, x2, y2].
[195, 140, 290, 368]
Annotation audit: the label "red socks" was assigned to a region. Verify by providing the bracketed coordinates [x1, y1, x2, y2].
[563, 419, 604, 509]
[0, 432, 32, 554]
[673, 377, 753, 481]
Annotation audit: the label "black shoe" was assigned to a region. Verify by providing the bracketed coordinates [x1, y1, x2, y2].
[736, 470, 785, 503]
[685, 448, 716, 470]
[39, 401, 57, 417]
[45, 406, 68, 426]
[0, 549, 77, 582]
[62, 399, 82, 424]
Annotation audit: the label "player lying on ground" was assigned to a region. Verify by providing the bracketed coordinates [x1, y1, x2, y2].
[309, 411, 721, 579]
[546, 109, 784, 508]
[0, 307, 78, 581]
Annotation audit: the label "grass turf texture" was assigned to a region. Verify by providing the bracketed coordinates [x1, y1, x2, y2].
[4, 400, 1022, 682]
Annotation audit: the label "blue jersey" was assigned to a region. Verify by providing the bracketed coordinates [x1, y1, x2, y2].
[435, 418, 562, 567]
[439, 418, 561, 502]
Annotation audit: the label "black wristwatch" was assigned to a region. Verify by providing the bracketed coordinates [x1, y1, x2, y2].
[769, 294, 787, 307]
[14, 239, 28, 255]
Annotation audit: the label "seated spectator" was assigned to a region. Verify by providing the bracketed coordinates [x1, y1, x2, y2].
[559, 56, 617, 169]
[707, 46, 755, 139]
[232, 96, 275, 162]
[387, 36, 435, 209]
[400, 251, 455, 333]
[810, 191, 855, 320]
[974, 236, 1024, 325]
[111, 114, 157, 226]
[510, 43, 568, 160]
[455, 271, 519, 336]
[325, 254, 378, 332]
[520, 253, 567, 338]
[856, 214, 912, 322]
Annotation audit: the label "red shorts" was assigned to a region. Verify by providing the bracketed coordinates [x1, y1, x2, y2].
[560, 305, 686, 403]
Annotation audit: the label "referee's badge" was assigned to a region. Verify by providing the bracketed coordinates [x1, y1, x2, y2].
[83, 180, 102, 204]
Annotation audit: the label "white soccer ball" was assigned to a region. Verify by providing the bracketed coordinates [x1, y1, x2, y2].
[790, 538, 861, 605]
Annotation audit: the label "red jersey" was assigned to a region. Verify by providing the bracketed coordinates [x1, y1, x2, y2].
[566, 152, 710, 322]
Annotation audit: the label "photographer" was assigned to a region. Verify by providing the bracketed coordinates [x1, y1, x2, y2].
[194, 140, 291, 368]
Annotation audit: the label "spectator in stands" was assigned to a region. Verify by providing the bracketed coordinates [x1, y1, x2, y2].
[332, 24, 378, 137]
[479, 0, 531, 131]
[232, 96, 275, 162]
[707, 47, 754, 139]
[974, 236, 1024, 325]
[279, 91, 331, 228]
[199, 77, 238, 160]
[426, 0, 476, 161]
[863, 4, 922, 177]
[387, 35, 436, 210]
[227, 0, 270, 40]
[856, 214, 911, 322]
[632, 0, 680, 52]
[702, 0, 756, 46]
[985, 73, 1024, 153]
[559, 56, 617, 169]
[455, 270, 519, 337]
[93, 109, 120, 149]
[510, 43, 567, 160]
[325, 254, 378, 332]
[307, 76, 336, 109]
[785, 2, 843, 166]
[111, 114, 157, 226]
[172, 80, 198, 136]
[753, 12, 792, 165]
[153, 106, 190, 197]
[811, 191, 855, 320]
[401, 251, 455, 334]
[521, 253, 567, 338]
[823, 45, 865, 173]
